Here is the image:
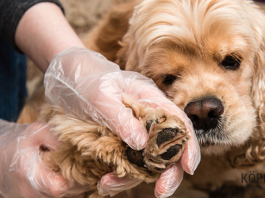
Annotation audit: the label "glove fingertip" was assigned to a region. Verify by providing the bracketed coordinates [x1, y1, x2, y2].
[154, 163, 183, 198]
[98, 173, 143, 197]
[118, 118, 148, 150]
[181, 128, 201, 175]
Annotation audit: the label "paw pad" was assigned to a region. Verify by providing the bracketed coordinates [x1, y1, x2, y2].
[160, 144, 182, 160]
[125, 105, 189, 173]
[157, 128, 180, 147]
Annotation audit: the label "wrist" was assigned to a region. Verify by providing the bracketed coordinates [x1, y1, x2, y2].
[15, 2, 85, 72]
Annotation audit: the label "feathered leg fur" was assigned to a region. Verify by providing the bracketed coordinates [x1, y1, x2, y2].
[41, 96, 189, 197]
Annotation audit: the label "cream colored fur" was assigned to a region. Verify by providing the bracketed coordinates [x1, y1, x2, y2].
[84, 0, 265, 196]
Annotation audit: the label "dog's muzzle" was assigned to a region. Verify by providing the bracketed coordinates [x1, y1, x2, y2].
[184, 97, 224, 145]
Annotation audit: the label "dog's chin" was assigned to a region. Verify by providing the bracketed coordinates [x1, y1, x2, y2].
[196, 131, 233, 155]
[196, 126, 245, 155]
[200, 144, 232, 155]
[195, 122, 224, 145]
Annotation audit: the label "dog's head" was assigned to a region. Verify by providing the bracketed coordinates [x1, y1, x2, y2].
[117, 0, 265, 154]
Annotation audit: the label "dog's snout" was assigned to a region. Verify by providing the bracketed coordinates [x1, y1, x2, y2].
[184, 98, 224, 131]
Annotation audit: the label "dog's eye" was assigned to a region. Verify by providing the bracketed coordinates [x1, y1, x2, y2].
[220, 55, 241, 70]
[162, 74, 177, 85]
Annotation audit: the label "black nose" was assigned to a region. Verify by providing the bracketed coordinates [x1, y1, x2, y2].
[184, 98, 224, 131]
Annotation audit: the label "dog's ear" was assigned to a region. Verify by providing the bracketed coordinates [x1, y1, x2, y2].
[250, 5, 265, 138]
[230, 3, 265, 168]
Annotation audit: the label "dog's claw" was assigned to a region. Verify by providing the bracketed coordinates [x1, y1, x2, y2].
[146, 120, 157, 133]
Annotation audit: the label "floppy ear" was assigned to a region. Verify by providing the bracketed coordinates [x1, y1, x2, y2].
[229, 3, 265, 168]
[250, 5, 265, 140]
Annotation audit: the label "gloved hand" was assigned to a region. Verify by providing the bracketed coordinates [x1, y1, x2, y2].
[0, 119, 87, 198]
[44, 47, 201, 198]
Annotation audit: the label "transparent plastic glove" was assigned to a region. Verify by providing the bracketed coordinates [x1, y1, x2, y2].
[0, 119, 87, 198]
[44, 47, 149, 150]
[44, 47, 201, 197]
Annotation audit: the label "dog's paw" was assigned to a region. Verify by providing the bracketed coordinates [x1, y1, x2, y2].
[143, 108, 188, 172]
[123, 96, 189, 173]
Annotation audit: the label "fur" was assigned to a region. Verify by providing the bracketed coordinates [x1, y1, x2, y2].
[85, 0, 265, 163]
[83, 0, 265, 196]
[39, 97, 188, 198]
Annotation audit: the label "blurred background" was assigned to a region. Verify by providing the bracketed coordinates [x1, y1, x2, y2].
[60, 0, 129, 37]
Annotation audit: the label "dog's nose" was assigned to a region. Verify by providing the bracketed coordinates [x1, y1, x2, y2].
[184, 98, 224, 131]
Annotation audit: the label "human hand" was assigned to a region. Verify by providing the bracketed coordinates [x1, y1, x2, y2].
[97, 94, 200, 198]
[44, 47, 201, 197]
[0, 119, 87, 198]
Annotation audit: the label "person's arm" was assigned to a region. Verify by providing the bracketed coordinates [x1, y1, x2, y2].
[15, 2, 85, 72]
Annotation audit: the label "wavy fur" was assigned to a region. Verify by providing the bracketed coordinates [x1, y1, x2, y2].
[85, 0, 265, 195]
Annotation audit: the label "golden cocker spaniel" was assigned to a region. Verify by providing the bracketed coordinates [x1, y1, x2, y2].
[19, 0, 265, 197]
[83, 0, 265, 196]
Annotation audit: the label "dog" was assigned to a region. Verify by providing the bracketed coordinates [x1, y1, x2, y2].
[19, 0, 265, 197]
[82, 0, 265, 196]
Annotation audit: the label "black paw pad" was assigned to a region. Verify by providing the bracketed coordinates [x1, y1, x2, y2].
[156, 128, 179, 147]
[160, 144, 182, 160]
[126, 147, 145, 167]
